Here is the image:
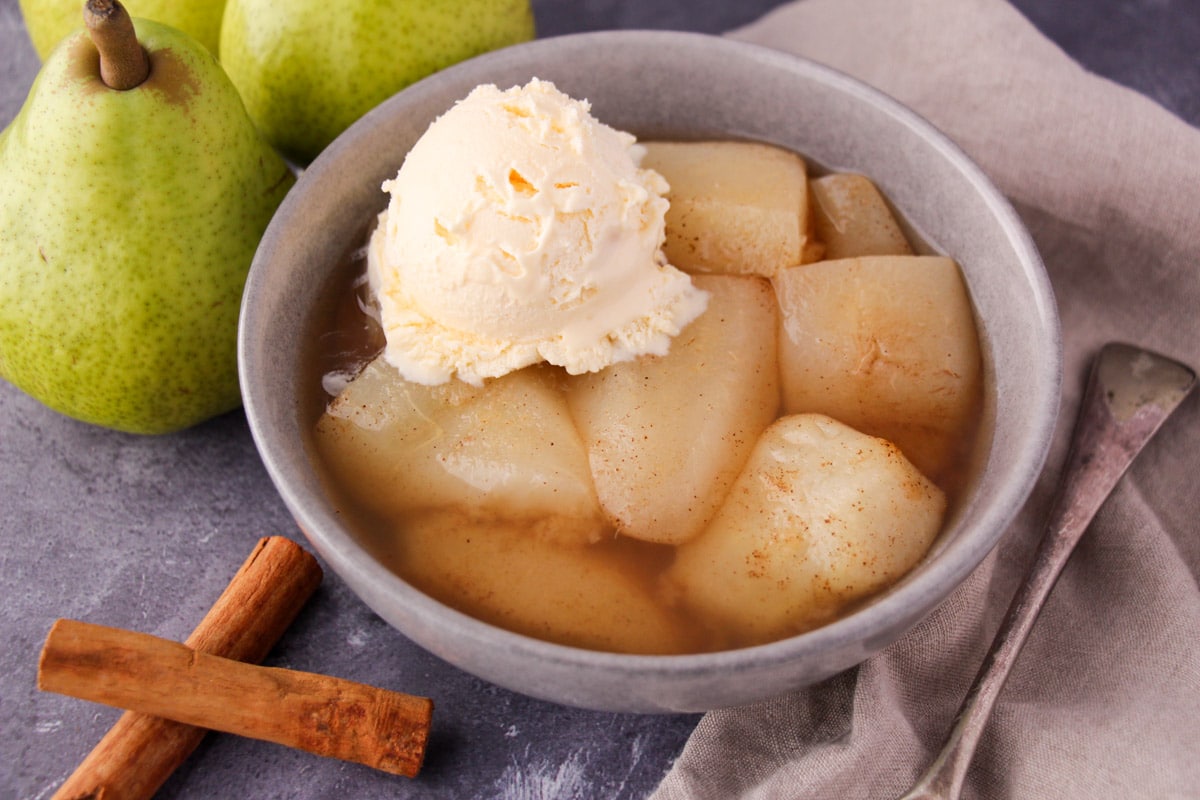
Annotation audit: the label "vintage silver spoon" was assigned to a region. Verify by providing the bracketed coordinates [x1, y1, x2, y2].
[899, 342, 1196, 800]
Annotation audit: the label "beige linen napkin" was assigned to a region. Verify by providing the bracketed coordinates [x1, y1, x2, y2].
[652, 1, 1200, 798]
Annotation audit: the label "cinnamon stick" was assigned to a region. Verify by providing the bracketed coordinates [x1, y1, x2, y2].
[50, 536, 322, 800]
[39, 619, 433, 778]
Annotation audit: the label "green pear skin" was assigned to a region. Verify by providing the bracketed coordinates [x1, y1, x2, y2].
[0, 19, 295, 434]
[220, 0, 536, 164]
[18, 0, 227, 59]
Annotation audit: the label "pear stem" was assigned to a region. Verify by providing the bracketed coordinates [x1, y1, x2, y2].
[84, 0, 150, 90]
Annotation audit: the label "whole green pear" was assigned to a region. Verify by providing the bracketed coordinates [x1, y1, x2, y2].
[18, 0, 227, 59]
[0, 5, 295, 434]
[219, 0, 536, 164]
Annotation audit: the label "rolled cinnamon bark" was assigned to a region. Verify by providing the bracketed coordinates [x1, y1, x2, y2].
[39, 619, 433, 778]
[50, 536, 322, 800]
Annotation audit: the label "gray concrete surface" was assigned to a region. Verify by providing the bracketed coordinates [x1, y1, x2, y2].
[1, 0, 1196, 797]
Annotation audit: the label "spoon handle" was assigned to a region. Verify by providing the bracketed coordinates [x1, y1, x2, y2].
[900, 342, 1195, 800]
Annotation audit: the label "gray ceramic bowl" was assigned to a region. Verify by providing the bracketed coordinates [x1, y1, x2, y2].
[238, 31, 1061, 713]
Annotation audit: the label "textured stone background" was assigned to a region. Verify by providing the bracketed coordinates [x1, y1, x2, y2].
[1, 1, 1196, 798]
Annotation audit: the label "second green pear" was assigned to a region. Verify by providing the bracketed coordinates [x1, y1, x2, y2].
[0, 13, 294, 434]
[219, 0, 536, 164]
[19, 0, 227, 58]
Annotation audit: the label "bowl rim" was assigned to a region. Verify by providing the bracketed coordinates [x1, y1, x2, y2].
[239, 29, 1062, 709]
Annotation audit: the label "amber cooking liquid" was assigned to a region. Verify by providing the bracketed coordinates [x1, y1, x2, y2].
[306, 218, 984, 656]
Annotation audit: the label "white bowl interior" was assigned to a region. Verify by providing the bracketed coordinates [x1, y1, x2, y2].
[238, 31, 1061, 713]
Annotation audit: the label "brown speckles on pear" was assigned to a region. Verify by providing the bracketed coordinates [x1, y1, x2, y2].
[143, 49, 202, 111]
[67, 6, 199, 113]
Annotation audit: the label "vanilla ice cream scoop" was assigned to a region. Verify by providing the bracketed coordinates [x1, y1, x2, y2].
[366, 78, 708, 386]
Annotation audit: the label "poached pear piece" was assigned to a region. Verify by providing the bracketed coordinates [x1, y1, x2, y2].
[565, 274, 780, 546]
[666, 413, 946, 646]
[640, 140, 820, 277]
[808, 173, 915, 260]
[314, 357, 606, 546]
[772, 254, 982, 484]
[0, 0, 294, 434]
[384, 509, 699, 655]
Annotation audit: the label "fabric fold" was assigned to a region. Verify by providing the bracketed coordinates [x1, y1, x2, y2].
[652, 0, 1200, 797]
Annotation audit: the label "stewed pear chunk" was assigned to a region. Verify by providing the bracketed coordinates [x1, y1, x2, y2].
[565, 274, 780, 545]
[772, 255, 982, 482]
[666, 414, 946, 644]
[314, 357, 604, 545]
[390, 511, 698, 655]
[641, 141, 818, 277]
[809, 173, 914, 259]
